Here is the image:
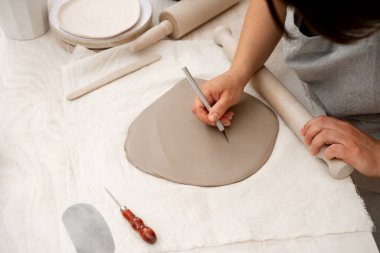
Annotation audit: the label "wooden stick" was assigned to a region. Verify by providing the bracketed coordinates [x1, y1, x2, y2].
[66, 53, 162, 100]
[213, 26, 354, 179]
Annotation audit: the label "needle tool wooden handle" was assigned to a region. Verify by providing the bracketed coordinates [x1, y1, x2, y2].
[213, 26, 354, 179]
[121, 208, 157, 244]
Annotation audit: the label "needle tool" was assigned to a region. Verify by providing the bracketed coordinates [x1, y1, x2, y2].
[104, 187, 157, 244]
[182, 66, 229, 143]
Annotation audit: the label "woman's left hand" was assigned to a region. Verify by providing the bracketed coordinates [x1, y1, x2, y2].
[300, 116, 380, 178]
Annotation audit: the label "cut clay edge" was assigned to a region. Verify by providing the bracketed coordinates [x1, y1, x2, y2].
[124, 79, 280, 187]
[58, 0, 141, 39]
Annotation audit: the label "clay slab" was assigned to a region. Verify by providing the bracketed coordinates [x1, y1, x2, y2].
[125, 79, 279, 187]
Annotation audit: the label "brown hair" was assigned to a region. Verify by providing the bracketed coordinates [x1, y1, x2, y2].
[266, 0, 380, 43]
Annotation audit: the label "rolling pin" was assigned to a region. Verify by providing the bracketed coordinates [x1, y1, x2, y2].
[213, 26, 354, 179]
[128, 0, 241, 52]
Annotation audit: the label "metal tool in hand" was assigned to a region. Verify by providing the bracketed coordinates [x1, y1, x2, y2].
[104, 187, 157, 244]
[182, 66, 229, 143]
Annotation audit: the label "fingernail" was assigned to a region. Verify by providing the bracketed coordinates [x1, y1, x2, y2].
[221, 120, 230, 126]
[209, 113, 218, 122]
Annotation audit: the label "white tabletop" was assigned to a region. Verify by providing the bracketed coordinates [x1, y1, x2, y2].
[0, 0, 377, 252]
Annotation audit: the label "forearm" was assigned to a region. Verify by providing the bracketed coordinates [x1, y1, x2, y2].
[229, 0, 286, 84]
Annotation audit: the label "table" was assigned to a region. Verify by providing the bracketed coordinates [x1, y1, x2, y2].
[0, 0, 378, 252]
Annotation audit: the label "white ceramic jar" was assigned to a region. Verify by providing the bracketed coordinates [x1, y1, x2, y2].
[0, 0, 49, 40]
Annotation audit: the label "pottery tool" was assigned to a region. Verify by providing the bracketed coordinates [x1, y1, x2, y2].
[182, 66, 230, 143]
[128, 0, 241, 52]
[62, 203, 115, 253]
[213, 26, 354, 179]
[104, 187, 157, 244]
[49, 0, 152, 51]
[67, 53, 161, 100]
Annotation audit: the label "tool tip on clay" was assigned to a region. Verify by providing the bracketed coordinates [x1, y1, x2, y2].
[222, 131, 229, 143]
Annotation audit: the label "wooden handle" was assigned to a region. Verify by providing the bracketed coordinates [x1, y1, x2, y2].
[122, 208, 157, 244]
[128, 20, 173, 53]
[213, 26, 354, 179]
[213, 26, 237, 60]
[159, 0, 241, 39]
[66, 54, 162, 100]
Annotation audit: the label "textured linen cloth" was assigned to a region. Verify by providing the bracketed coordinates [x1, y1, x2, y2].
[61, 40, 373, 252]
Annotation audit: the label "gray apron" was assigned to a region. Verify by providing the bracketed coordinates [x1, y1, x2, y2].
[282, 8, 380, 248]
[283, 8, 380, 139]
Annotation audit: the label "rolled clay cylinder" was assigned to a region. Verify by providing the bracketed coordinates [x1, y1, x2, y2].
[128, 0, 241, 52]
[213, 26, 354, 179]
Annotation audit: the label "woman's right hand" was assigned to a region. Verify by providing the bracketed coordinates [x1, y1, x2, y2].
[191, 70, 246, 127]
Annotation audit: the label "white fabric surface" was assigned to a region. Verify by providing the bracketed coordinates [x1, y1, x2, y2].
[169, 232, 379, 253]
[62, 40, 373, 252]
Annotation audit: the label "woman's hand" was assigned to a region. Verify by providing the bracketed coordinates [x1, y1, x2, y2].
[192, 70, 246, 126]
[301, 116, 380, 178]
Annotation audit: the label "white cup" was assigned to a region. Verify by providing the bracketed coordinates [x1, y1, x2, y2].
[0, 0, 49, 40]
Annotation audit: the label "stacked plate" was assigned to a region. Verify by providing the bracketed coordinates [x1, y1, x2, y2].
[49, 0, 152, 51]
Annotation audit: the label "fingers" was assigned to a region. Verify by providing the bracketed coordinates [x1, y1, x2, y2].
[325, 144, 349, 161]
[301, 116, 380, 178]
[301, 116, 348, 142]
[208, 96, 230, 123]
[192, 96, 234, 126]
[191, 72, 243, 127]
[300, 116, 346, 156]
[301, 116, 352, 146]
[192, 96, 210, 124]
[302, 116, 358, 163]
[309, 129, 345, 155]
[220, 111, 234, 126]
[325, 143, 361, 170]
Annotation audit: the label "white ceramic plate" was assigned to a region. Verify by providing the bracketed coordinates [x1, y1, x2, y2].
[58, 0, 141, 39]
[49, 0, 152, 50]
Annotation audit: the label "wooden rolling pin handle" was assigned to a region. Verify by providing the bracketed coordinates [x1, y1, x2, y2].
[213, 26, 354, 179]
[254, 67, 354, 179]
[317, 147, 354, 179]
[213, 26, 237, 61]
[128, 20, 174, 53]
[122, 208, 157, 244]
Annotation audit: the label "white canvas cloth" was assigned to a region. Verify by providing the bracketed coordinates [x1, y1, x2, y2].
[61, 40, 373, 252]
